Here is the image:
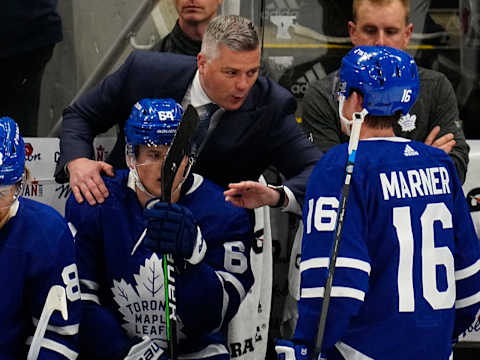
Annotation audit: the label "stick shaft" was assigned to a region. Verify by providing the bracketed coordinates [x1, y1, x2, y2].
[314, 115, 363, 357]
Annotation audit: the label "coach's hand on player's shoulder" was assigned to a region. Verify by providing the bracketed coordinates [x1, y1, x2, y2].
[424, 126, 456, 154]
[67, 157, 114, 206]
[144, 200, 206, 266]
[224, 181, 287, 209]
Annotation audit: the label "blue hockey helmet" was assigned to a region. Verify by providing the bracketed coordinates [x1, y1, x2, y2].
[338, 46, 419, 116]
[0, 117, 25, 185]
[125, 98, 183, 147]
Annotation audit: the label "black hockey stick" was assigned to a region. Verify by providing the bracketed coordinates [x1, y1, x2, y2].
[314, 112, 364, 359]
[160, 105, 199, 360]
[161, 104, 199, 203]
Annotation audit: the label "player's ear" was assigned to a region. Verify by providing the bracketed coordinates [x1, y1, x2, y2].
[348, 21, 358, 46]
[351, 91, 364, 111]
[403, 23, 413, 48]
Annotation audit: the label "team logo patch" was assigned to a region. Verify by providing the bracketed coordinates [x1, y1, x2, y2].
[398, 113, 416, 132]
[111, 253, 183, 346]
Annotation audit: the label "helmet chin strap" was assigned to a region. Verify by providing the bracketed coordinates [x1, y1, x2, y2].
[338, 95, 368, 136]
[130, 165, 156, 200]
[125, 151, 157, 200]
[0, 174, 25, 210]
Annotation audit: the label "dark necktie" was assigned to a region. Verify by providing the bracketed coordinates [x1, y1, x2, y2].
[191, 103, 219, 155]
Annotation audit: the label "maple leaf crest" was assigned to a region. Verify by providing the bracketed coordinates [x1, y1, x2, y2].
[398, 113, 416, 132]
[112, 253, 186, 347]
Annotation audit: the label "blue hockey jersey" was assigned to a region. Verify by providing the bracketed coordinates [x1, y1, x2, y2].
[0, 197, 80, 359]
[65, 170, 254, 360]
[294, 137, 480, 359]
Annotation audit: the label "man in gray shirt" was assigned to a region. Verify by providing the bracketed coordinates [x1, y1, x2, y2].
[302, 0, 469, 183]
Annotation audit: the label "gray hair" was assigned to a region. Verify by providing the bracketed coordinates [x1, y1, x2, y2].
[201, 15, 259, 61]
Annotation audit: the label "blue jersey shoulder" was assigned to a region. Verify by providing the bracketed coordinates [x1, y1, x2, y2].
[14, 197, 72, 248]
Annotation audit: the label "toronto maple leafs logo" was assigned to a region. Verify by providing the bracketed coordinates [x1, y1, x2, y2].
[112, 253, 183, 347]
[398, 113, 416, 132]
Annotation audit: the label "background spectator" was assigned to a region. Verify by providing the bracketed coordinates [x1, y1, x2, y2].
[0, 0, 62, 136]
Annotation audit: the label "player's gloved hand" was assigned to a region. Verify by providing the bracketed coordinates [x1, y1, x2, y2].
[275, 340, 310, 360]
[123, 336, 166, 360]
[144, 199, 206, 265]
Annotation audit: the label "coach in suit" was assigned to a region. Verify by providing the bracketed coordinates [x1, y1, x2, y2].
[55, 15, 321, 212]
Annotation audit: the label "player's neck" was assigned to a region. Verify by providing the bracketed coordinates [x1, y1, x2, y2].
[136, 187, 150, 208]
[359, 126, 395, 139]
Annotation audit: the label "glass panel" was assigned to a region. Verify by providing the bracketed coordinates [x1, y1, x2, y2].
[259, 0, 480, 140]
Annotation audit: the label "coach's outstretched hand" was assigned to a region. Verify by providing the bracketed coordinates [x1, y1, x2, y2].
[144, 200, 206, 265]
[224, 180, 287, 209]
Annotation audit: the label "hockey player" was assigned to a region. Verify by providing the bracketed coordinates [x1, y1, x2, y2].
[65, 98, 254, 360]
[276, 46, 480, 359]
[0, 116, 80, 359]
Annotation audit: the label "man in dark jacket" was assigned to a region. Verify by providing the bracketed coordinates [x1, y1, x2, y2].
[55, 15, 321, 214]
[0, 0, 62, 136]
[153, 0, 222, 56]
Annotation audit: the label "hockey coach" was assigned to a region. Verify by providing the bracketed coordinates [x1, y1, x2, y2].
[55, 15, 321, 214]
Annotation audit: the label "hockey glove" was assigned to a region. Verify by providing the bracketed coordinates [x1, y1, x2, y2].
[144, 199, 206, 265]
[124, 336, 166, 360]
[275, 340, 310, 360]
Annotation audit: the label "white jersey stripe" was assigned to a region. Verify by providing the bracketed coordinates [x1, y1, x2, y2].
[301, 257, 371, 275]
[81, 293, 100, 304]
[25, 337, 78, 360]
[32, 318, 79, 335]
[67, 222, 77, 238]
[80, 279, 99, 291]
[216, 271, 246, 300]
[455, 291, 480, 309]
[301, 257, 329, 270]
[185, 174, 204, 195]
[212, 272, 229, 333]
[301, 286, 365, 301]
[455, 259, 480, 280]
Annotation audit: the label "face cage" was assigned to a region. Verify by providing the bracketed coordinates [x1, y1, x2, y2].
[0, 175, 25, 210]
[125, 144, 194, 201]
